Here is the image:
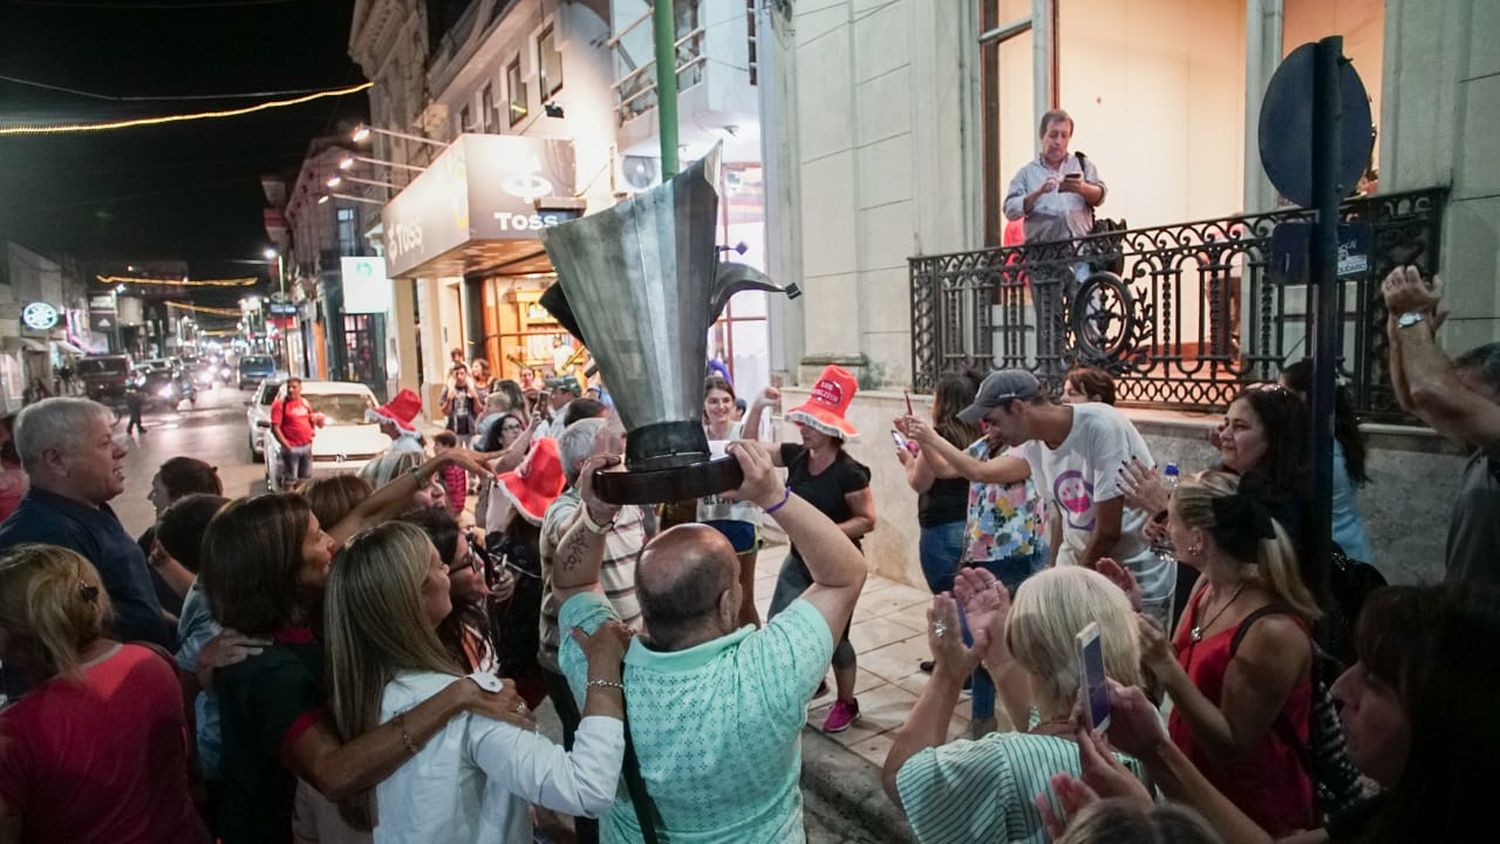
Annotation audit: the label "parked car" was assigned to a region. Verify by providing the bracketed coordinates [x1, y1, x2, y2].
[76, 354, 133, 408]
[245, 377, 284, 463]
[237, 354, 277, 390]
[262, 380, 389, 490]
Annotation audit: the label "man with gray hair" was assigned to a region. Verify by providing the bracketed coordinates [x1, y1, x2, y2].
[1383, 266, 1500, 584]
[0, 398, 172, 652]
[536, 416, 648, 844]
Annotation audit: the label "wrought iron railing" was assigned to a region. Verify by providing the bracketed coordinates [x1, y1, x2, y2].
[908, 187, 1446, 422]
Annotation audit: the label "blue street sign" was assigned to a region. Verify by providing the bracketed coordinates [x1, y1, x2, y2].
[1268, 220, 1373, 285]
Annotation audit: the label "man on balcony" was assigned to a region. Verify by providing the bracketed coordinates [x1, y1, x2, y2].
[1003, 109, 1107, 376]
[1383, 266, 1500, 586]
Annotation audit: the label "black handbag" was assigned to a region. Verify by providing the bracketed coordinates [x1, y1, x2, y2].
[1073, 151, 1127, 274]
[1230, 606, 1369, 822]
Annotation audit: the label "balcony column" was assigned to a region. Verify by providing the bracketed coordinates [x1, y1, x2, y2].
[1244, 0, 1283, 214]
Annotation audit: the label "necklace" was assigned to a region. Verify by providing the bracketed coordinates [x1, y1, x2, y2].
[1189, 582, 1247, 642]
[1029, 716, 1074, 735]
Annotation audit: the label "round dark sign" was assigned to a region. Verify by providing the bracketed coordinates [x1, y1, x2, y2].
[1258, 42, 1375, 208]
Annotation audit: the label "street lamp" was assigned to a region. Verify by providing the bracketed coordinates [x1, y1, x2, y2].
[320, 192, 385, 206]
[330, 173, 396, 190]
[351, 123, 446, 148]
[264, 249, 289, 371]
[340, 154, 424, 173]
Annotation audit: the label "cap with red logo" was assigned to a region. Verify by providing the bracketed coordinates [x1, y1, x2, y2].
[785, 365, 859, 441]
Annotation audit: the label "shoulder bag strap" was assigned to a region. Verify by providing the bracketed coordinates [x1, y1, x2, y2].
[1227, 605, 1316, 776]
[620, 694, 665, 843]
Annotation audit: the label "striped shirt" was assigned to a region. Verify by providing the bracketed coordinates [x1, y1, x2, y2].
[895, 731, 1148, 844]
[537, 487, 646, 672]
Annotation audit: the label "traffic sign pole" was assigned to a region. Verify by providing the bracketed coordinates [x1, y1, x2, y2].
[1307, 35, 1342, 614]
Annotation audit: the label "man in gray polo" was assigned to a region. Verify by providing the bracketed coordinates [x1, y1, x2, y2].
[1004, 109, 1107, 375]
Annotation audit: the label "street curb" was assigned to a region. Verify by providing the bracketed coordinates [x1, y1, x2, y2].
[799, 729, 917, 844]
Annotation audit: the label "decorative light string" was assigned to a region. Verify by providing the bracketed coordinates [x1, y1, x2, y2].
[0, 82, 372, 136]
[97, 274, 258, 288]
[165, 301, 245, 317]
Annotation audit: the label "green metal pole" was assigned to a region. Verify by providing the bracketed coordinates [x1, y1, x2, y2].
[653, 0, 679, 176]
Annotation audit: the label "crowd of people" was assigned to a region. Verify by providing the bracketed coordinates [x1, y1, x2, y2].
[0, 262, 1495, 843]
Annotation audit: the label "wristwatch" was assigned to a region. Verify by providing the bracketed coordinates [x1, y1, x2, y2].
[1396, 311, 1426, 329]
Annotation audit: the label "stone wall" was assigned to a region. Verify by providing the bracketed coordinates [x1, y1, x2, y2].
[776, 389, 1462, 591]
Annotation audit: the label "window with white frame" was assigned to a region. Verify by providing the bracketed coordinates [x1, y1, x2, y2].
[538, 24, 563, 98]
[481, 83, 495, 132]
[506, 59, 528, 125]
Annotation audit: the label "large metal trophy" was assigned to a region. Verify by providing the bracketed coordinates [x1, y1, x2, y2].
[539, 145, 788, 504]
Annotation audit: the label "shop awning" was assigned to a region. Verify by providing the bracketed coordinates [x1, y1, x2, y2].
[381, 133, 582, 279]
[52, 339, 86, 356]
[13, 338, 48, 352]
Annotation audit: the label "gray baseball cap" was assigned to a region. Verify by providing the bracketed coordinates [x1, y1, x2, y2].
[956, 370, 1043, 423]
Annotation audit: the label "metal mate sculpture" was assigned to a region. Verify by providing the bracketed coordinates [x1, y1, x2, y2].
[539, 145, 786, 504]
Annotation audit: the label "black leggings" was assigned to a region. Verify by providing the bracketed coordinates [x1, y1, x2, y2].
[767, 551, 855, 670]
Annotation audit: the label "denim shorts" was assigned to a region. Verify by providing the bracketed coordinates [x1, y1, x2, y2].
[704, 519, 759, 554]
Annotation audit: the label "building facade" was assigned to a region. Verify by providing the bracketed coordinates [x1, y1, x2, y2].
[758, 0, 1497, 587]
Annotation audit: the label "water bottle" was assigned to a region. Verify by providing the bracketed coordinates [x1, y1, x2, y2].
[1153, 463, 1180, 561]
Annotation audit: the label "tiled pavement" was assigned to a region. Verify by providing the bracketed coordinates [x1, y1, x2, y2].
[749, 544, 1017, 843]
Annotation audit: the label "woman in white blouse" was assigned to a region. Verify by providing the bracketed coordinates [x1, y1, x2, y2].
[324, 521, 629, 842]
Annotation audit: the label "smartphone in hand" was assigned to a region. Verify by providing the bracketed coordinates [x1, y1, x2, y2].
[1076, 622, 1111, 731]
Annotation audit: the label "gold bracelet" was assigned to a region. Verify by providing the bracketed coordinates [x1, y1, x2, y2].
[394, 712, 418, 755]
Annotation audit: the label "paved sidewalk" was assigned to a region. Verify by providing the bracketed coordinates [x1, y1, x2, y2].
[749, 544, 1017, 843]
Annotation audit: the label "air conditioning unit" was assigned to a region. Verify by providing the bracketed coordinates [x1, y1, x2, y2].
[616, 154, 661, 194]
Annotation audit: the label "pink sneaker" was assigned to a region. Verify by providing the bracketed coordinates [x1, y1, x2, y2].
[822, 698, 860, 733]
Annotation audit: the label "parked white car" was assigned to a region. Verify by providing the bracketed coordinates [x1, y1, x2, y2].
[262, 380, 391, 491]
[245, 378, 284, 463]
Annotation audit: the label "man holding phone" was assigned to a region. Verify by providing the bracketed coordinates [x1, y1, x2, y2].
[1003, 109, 1107, 376]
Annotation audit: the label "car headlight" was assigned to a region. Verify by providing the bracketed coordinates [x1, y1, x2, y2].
[158, 387, 173, 398]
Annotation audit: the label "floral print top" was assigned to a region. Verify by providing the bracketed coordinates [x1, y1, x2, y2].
[964, 439, 1046, 563]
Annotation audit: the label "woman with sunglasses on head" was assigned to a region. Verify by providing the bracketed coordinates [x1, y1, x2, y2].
[0, 544, 209, 843]
[1138, 470, 1320, 836]
[1122, 384, 1314, 627]
[324, 521, 628, 842]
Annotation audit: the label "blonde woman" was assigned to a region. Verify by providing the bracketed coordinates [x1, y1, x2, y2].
[324, 522, 628, 842]
[1140, 470, 1319, 835]
[0, 544, 209, 842]
[884, 566, 1147, 844]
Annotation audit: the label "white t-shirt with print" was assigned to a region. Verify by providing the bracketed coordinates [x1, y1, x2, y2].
[1020, 403, 1173, 606]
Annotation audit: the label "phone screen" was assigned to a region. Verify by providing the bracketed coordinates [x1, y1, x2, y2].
[1077, 623, 1111, 730]
[890, 430, 907, 450]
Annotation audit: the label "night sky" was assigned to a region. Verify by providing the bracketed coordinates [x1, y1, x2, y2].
[0, 0, 367, 296]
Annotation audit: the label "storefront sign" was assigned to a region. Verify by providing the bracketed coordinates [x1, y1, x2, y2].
[21, 302, 59, 331]
[340, 256, 393, 314]
[381, 134, 577, 277]
[89, 294, 116, 312]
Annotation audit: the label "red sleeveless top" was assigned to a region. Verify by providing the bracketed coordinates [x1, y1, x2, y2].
[1167, 587, 1317, 835]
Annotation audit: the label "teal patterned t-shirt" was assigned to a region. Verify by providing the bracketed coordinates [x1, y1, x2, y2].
[559, 592, 835, 843]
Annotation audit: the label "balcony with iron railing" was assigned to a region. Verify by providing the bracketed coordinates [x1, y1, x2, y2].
[908, 188, 1447, 423]
[610, 0, 708, 126]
